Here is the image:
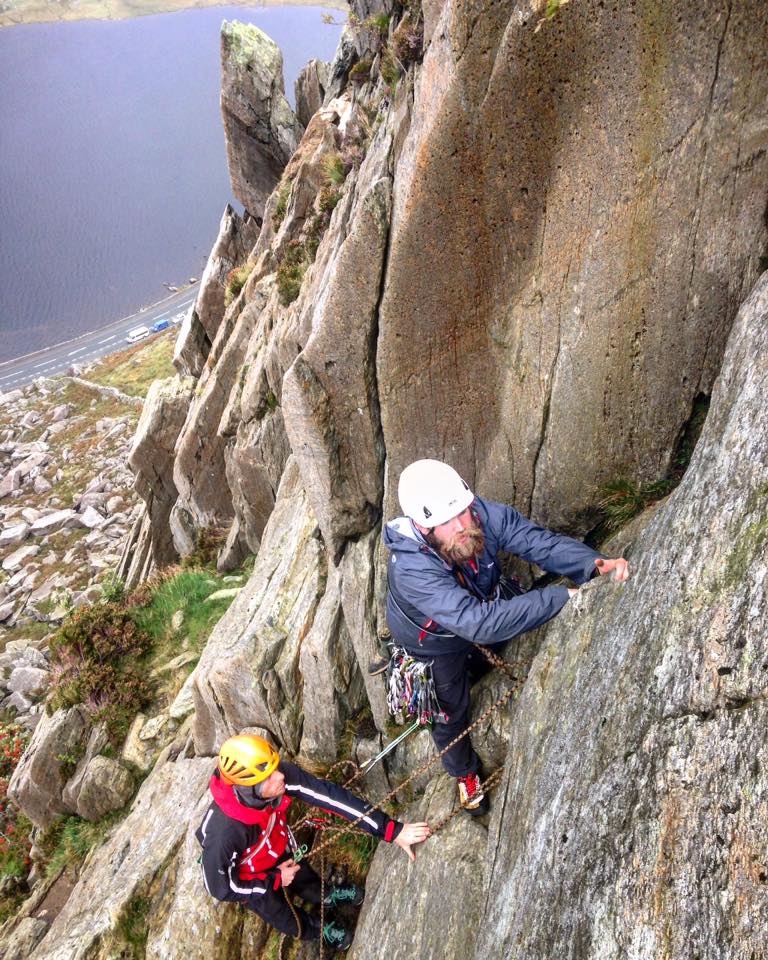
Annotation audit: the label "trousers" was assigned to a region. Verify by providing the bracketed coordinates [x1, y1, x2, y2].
[244, 858, 322, 940]
[421, 641, 506, 777]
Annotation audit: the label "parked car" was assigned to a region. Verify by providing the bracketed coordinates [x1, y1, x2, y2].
[152, 318, 170, 333]
[125, 325, 150, 344]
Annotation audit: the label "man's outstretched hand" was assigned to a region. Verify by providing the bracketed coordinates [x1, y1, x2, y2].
[393, 822, 432, 862]
[595, 557, 629, 582]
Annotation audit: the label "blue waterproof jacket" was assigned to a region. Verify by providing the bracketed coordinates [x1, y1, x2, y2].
[383, 496, 602, 656]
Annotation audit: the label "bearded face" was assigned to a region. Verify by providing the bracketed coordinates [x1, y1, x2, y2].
[425, 508, 485, 564]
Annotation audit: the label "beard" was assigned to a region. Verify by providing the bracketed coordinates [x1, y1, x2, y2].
[428, 520, 485, 565]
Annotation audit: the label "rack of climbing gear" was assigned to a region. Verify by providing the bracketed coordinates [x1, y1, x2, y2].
[386, 645, 447, 725]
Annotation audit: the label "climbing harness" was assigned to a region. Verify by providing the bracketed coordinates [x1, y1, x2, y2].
[386, 646, 447, 724]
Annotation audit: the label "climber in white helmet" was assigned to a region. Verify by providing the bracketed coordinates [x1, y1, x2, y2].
[382, 459, 629, 814]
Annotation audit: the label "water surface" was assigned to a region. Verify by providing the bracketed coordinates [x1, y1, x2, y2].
[0, 6, 341, 363]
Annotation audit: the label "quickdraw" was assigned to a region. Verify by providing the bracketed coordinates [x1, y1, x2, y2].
[386, 646, 447, 725]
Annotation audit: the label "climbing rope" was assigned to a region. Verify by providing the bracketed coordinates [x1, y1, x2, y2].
[303, 671, 522, 863]
[284, 642, 526, 955]
[279, 886, 302, 960]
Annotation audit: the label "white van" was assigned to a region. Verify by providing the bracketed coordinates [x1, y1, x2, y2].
[125, 325, 150, 345]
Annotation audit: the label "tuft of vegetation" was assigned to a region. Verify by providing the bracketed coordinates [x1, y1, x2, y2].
[598, 478, 675, 533]
[318, 186, 342, 214]
[350, 58, 372, 85]
[40, 812, 121, 879]
[115, 895, 151, 955]
[380, 49, 400, 93]
[48, 602, 153, 740]
[0, 722, 33, 901]
[100, 572, 126, 604]
[363, 12, 390, 39]
[272, 180, 292, 230]
[276, 241, 310, 307]
[55, 744, 86, 782]
[224, 263, 254, 307]
[535, 0, 571, 33]
[323, 152, 348, 187]
[392, 14, 424, 65]
[180, 523, 228, 570]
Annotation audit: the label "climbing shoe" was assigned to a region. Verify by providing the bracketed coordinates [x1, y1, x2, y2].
[323, 883, 365, 907]
[457, 773, 489, 816]
[322, 921, 353, 951]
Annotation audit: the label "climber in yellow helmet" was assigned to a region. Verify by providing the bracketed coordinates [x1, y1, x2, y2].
[196, 733, 431, 952]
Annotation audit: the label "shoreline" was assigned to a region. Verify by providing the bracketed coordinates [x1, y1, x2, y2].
[0, 0, 348, 30]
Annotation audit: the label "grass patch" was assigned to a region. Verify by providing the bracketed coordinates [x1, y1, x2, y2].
[272, 180, 292, 229]
[180, 523, 228, 569]
[380, 48, 400, 93]
[224, 263, 254, 307]
[349, 59, 372, 85]
[40, 812, 122, 879]
[323, 152, 347, 187]
[392, 14, 423, 65]
[114, 895, 151, 955]
[318, 186, 342, 214]
[598, 478, 674, 533]
[276, 242, 309, 307]
[87, 332, 176, 398]
[327, 828, 379, 882]
[132, 568, 239, 661]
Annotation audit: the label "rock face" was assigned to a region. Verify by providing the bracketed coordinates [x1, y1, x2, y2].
[475, 272, 768, 957]
[29, 757, 212, 960]
[377, 0, 768, 530]
[192, 458, 366, 757]
[220, 20, 304, 218]
[295, 58, 331, 127]
[350, 778, 489, 960]
[174, 204, 260, 377]
[8, 706, 91, 829]
[129, 375, 196, 567]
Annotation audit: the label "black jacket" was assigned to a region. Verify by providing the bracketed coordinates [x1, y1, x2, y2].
[197, 761, 402, 902]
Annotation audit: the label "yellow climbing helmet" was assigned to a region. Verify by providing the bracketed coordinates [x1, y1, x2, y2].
[218, 734, 280, 786]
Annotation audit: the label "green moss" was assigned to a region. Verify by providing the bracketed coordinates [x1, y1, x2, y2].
[223, 20, 273, 70]
[115, 895, 151, 955]
[720, 489, 768, 591]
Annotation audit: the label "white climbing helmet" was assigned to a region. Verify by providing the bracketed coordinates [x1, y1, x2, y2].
[398, 459, 474, 527]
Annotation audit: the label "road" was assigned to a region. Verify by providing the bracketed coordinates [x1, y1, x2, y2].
[0, 286, 196, 392]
